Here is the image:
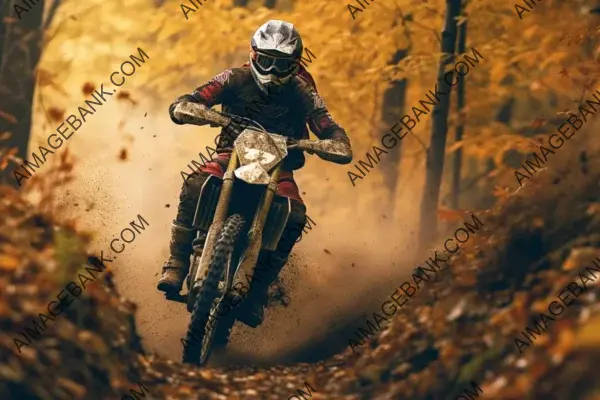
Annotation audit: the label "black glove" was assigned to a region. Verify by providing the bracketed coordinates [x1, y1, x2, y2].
[220, 120, 244, 147]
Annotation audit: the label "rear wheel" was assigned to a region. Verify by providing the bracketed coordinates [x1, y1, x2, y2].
[181, 214, 245, 365]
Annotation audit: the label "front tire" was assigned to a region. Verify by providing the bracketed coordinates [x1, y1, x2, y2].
[181, 214, 245, 365]
[200, 278, 249, 364]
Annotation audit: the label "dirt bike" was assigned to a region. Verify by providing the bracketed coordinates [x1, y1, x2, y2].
[168, 106, 348, 366]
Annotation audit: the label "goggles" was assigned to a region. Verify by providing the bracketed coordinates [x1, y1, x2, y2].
[253, 52, 298, 75]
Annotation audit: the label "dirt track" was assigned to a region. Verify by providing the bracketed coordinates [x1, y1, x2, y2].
[112, 210, 418, 367]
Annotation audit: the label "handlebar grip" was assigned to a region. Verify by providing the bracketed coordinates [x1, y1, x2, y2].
[173, 102, 231, 127]
[194, 105, 232, 127]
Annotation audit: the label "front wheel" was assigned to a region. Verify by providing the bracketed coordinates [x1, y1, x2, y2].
[181, 214, 245, 365]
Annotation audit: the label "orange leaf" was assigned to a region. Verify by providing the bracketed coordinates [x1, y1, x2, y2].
[0, 255, 20, 270]
[48, 107, 65, 122]
[117, 91, 138, 105]
[531, 116, 547, 128]
[0, 110, 17, 124]
[6, 147, 18, 159]
[492, 185, 510, 200]
[82, 82, 96, 95]
[437, 208, 466, 222]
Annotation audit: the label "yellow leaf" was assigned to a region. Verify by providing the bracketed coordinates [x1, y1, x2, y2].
[573, 314, 600, 349]
[523, 25, 537, 40]
[540, 51, 570, 69]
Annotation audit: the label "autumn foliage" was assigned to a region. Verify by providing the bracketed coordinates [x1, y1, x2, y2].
[2, 0, 600, 398]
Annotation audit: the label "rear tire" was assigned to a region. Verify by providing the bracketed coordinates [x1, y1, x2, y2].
[181, 214, 245, 365]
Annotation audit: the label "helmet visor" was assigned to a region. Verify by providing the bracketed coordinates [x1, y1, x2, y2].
[254, 53, 298, 75]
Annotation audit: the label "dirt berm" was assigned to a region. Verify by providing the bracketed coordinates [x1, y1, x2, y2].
[2, 157, 600, 399]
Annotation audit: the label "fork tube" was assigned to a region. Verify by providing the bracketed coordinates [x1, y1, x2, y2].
[253, 164, 281, 229]
[194, 151, 239, 286]
[232, 164, 282, 290]
[214, 150, 239, 223]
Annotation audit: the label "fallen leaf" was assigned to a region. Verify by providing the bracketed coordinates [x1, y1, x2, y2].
[0, 254, 20, 270]
[56, 377, 87, 398]
[48, 107, 65, 122]
[532, 218, 544, 228]
[117, 91, 138, 105]
[562, 247, 599, 271]
[573, 314, 600, 349]
[531, 116, 547, 128]
[82, 82, 96, 95]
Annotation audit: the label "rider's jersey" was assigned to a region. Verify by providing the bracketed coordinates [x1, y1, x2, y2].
[170, 66, 351, 172]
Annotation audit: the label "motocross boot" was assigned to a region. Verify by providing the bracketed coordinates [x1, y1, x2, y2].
[157, 222, 196, 293]
[241, 251, 287, 327]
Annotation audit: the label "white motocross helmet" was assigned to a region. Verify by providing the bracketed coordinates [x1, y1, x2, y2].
[249, 20, 303, 93]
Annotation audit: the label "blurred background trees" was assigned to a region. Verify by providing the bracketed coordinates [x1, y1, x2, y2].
[0, 0, 44, 187]
[1, 0, 598, 238]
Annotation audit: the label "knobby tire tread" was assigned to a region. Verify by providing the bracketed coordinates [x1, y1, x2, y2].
[181, 214, 245, 365]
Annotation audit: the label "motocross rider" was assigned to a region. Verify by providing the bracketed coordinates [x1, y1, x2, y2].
[157, 20, 353, 326]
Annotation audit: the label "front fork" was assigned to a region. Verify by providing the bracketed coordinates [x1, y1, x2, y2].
[191, 151, 282, 300]
[192, 151, 239, 290]
[231, 163, 281, 293]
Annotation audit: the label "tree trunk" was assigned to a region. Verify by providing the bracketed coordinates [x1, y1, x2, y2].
[418, 0, 462, 247]
[0, 1, 45, 187]
[585, 0, 600, 58]
[450, 13, 467, 209]
[381, 48, 409, 196]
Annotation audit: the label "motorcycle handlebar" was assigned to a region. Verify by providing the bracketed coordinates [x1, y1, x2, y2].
[189, 107, 351, 163]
